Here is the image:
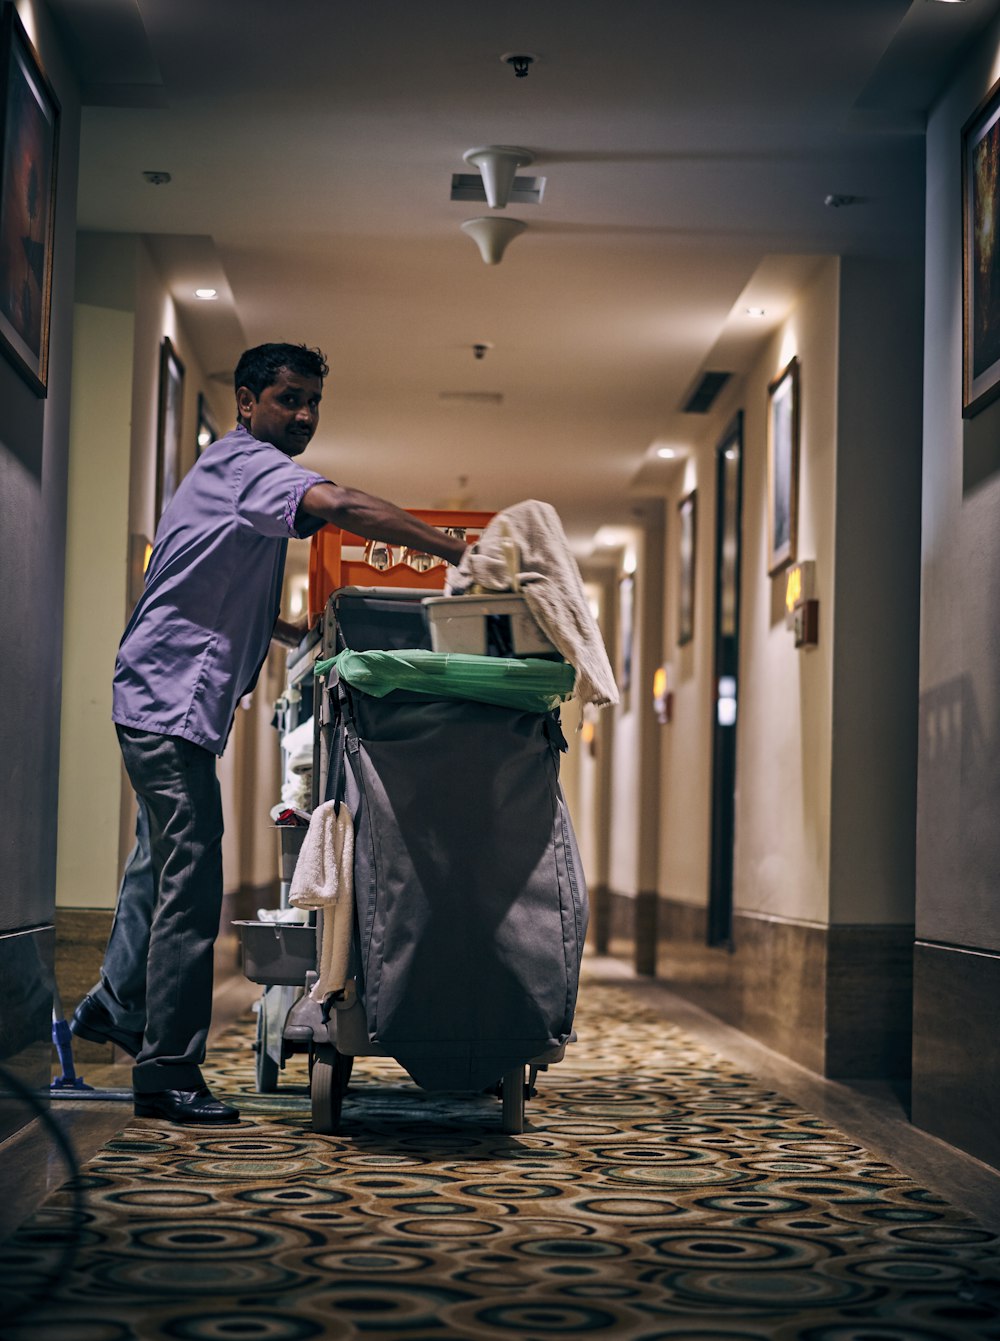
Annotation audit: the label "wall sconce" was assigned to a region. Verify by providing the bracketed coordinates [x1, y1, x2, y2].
[785, 560, 818, 649]
[581, 704, 599, 757]
[128, 533, 153, 608]
[653, 663, 674, 724]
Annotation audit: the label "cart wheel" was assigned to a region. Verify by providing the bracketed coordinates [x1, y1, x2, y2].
[501, 1065, 525, 1134]
[255, 1000, 279, 1094]
[311, 1050, 352, 1135]
[311, 1059, 341, 1134]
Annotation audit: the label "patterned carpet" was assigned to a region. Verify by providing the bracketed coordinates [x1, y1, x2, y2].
[2, 977, 999, 1341]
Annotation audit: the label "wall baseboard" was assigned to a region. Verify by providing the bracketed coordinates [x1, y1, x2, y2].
[603, 888, 658, 977]
[53, 889, 268, 1064]
[0, 926, 56, 1142]
[604, 891, 914, 1079]
[54, 908, 115, 1066]
[913, 941, 1000, 1170]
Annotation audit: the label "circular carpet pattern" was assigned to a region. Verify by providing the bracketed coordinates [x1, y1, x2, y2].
[1, 978, 998, 1340]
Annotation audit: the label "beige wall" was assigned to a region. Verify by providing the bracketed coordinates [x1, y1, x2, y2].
[55, 303, 134, 909]
[565, 572, 617, 895]
[657, 258, 839, 924]
[659, 451, 715, 905]
[57, 234, 279, 909]
[607, 535, 644, 898]
[918, 28, 1000, 950]
[735, 260, 839, 925]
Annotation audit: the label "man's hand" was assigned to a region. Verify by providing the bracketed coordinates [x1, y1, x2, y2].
[301, 482, 469, 566]
[272, 615, 311, 648]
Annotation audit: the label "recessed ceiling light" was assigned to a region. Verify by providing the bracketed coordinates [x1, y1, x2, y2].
[195, 288, 218, 300]
[656, 447, 677, 459]
[745, 307, 766, 318]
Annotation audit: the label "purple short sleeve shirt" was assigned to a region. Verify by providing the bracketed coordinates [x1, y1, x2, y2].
[113, 426, 327, 754]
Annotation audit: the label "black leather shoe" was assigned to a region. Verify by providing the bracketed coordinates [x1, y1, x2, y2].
[70, 994, 144, 1057]
[134, 1087, 240, 1125]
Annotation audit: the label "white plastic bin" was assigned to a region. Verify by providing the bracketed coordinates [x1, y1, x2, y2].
[422, 592, 557, 657]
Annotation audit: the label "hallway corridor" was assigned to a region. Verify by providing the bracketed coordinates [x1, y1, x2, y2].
[2, 960, 999, 1341]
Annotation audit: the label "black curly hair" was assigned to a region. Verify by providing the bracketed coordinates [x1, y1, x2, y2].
[234, 343, 329, 403]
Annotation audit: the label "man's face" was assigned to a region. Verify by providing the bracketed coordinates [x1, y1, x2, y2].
[237, 367, 323, 456]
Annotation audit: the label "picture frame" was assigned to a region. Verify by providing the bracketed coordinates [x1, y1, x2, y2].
[196, 391, 218, 457]
[766, 355, 800, 576]
[962, 76, 1000, 418]
[0, 5, 60, 395]
[155, 336, 185, 522]
[677, 490, 696, 646]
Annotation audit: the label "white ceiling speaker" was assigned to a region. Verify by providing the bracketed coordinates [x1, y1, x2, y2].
[463, 145, 534, 209]
[461, 216, 527, 265]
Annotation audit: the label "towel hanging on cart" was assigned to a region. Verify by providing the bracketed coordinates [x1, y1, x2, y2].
[446, 499, 619, 708]
[288, 800, 355, 999]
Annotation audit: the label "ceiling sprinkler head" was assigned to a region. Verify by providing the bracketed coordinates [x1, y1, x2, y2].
[503, 53, 535, 78]
[143, 170, 172, 185]
[472, 343, 491, 360]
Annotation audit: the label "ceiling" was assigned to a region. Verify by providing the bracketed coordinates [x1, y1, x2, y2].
[51, 0, 1000, 553]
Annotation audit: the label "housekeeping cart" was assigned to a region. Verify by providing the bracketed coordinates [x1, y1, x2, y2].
[239, 584, 588, 1135]
[236, 511, 492, 1095]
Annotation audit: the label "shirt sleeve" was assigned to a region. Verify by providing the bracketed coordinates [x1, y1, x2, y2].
[235, 445, 328, 539]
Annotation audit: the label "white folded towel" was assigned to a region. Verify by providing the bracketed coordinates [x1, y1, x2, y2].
[447, 499, 619, 707]
[288, 800, 355, 999]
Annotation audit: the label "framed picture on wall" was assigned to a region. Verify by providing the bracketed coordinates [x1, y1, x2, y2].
[196, 391, 218, 456]
[677, 489, 696, 646]
[156, 336, 185, 522]
[766, 355, 800, 575]
[962, 76, 1000, 418]
[0, 5, 60, 396]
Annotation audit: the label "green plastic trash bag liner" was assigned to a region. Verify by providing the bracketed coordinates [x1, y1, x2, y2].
[318, 648, 575, 713]
[329, 682, 588, 1091]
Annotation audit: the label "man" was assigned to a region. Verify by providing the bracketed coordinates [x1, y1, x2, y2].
[71, 342, 465, 1125]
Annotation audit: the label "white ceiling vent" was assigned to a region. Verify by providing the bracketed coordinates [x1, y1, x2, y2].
[450, 175, 545, 206]
[438, 391, 504, 405]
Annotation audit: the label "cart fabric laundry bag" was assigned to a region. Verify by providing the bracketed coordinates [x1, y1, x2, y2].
[327, 673, 589, 1091]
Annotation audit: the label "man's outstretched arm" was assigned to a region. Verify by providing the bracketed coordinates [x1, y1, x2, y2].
[300, 481, 468, 565]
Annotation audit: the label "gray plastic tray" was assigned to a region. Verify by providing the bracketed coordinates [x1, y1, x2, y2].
[234, 920, 316, 986]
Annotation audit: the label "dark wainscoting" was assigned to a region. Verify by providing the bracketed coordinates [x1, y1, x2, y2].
[604, 889, 658, 976]
[53, 891, 261, 1067]
[827, 925, 914, 1078]
[0, 926, 56, 1143]
[634, 894, 914, 1079]
[913, 941, 1000, 1171]
[54, 908, 115, 1066]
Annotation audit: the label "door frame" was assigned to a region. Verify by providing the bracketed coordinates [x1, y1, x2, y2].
[707, 411, 744, 946]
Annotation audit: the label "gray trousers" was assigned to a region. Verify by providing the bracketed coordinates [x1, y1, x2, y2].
[92, 726, 224, 1093]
